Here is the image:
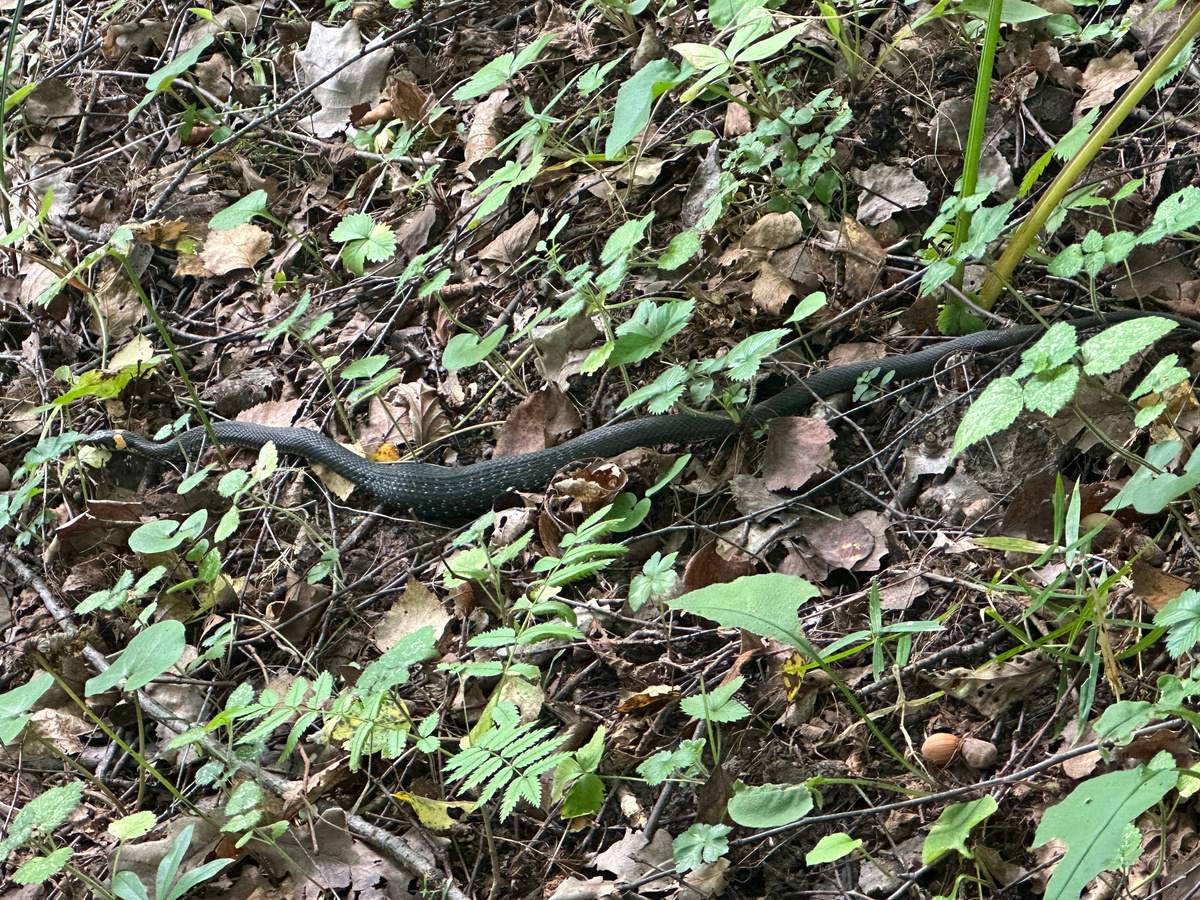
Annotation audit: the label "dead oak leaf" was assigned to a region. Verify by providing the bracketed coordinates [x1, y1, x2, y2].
[1077, 50, 1138, 115]
[201, 223, 272, 275]
[762, 417, 835, 491]
[495, 384, 581, 458]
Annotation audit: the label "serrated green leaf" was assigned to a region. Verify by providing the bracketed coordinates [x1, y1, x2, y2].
[1081, 318, 1176, 376]
[1021, 364, 1079, 416]
[952, 377, 1023, 455]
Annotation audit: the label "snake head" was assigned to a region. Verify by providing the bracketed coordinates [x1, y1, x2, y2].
[86, 430, 129, 451]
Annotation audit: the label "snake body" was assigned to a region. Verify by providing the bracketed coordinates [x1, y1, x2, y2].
[87, 316, 1182, 522]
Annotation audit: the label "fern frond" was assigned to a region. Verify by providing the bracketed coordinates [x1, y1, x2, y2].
[444, 702, 570, 819]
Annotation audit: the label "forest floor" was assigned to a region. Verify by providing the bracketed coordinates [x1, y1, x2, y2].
[3, 0, 1200, 899]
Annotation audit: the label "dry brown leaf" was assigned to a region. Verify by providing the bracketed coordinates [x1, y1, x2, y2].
[201, 223, 272, 275]
[1077, 50, 1138, 116]
[375, 581, 451, 651]
[762, 417, 835, 491]
[495, 384, 582, 458]
[741, 211, 804, 249]
[682, 542, 753, 592]
[750, 260, 799, 315]
[1131, 559, 1189, 612]
[853, 163, 930, 226]
[461, 89, 508, 171]
[478, 209, 540, 266]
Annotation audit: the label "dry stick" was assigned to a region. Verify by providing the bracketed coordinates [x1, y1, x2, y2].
[3, 547, 473, 900]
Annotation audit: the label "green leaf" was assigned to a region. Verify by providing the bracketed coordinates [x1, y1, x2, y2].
[14, 846, 73, 884]
[0, 782, 84, 863]
[658, 231, 701, 270]
[1154, 590, 1200, 658]
[128, 519, 186, 554]
[606, 59, 683, 159]
[1094, 700, 1156, 747]
[806, 832, 863, 866]
[209, 189, 269, 231]
[84, 620, 186, 696]
[1033, 764, 1178, 900]
[673, 823, 731, 874]
[670, 573, 818, 647]
[637, 739, 706, 785]
[1021, 364, 1080, 416]
[785, 291, 827, 325]
[628, 551, 678, 610]
[922, 797, 998, 865]
[331, 214, 397, 275]
[443, 327, 507, 371]
[1013, 323, 1078, 378]
[681, 676, 749, 723]
[1138, 185, 1200, 244]
[560, 773, 605, 818]
[127, 35, 215, 121]
[1081, 318, 1176, 376]
[952, 377, 1023, 455]
[723, 329, 789, 381]
[109, 811, 158, 842]
[113, 871, 150, 900]
[619, 365, 690, 414]
[727, 781, 813, 828]
[609, 299, 694, 366]
[341, 355, 390, 379]
[958, 0, 1049, 24]
[1104, 439, 1200, 514]
[0, 672, 54, 743]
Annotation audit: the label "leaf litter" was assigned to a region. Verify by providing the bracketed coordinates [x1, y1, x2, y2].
[3, 1, 1200, 898]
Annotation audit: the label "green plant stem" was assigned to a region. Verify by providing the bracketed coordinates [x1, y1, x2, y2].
[31, 651, 204, 813]
[950, 0, 1003, 291]
[979, 5, 1200, 309]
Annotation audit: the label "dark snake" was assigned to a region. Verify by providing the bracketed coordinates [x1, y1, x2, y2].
[87, 314, 1194, 522]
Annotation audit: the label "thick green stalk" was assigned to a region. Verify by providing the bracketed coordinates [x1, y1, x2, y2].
[979, 4, 1200, 309]
[950, 0, 1004, 290]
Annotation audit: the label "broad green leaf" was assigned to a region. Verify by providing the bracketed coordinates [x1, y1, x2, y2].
[785, 291, 827, 325]
[128, 519, 186, 554]
[735, 23, 804, 62]
[109, 812, 157, 842]
[560, 773, 605, 818]
[1013, 323, 1078, 378]
[673, 43, 728, 72]
[85, 620, 187, 696]
[1081, 318, 1175, 376]
[443, 327, 507, 371]
[128, 35, 215, 121]
[113, 871, 150, 900]
[1033, 763, 1178, 900]
[1021, 364, 1079, 416]
[600, 212, 654, 265]
[1106, 440, 1200, 514]
[680, 676, 749, 723]
[0, 782, 84, 863]
[14, 847, 73, 884]
[1138, 185, 1200, 244]
[209, 189, 269, 231]
[609, 299, 694, 366]
[341, 355, 390, 379]
[806, 832, 863, 865]
[1154, 590, 1200, 658]
[952, 377, 1023, 455]
[673, 823, 731, 874]
[0, 672, 54, 743]
[658, 231, 700, 270]
[922, 796, 998, 865]
[727, 781, 814, 828]
[670, 573, 818, 647]
[723, 329, 788, 381]
[1094, 700, 1155, 747]
[959, 0, 1049, 22]
[606, 59, 683, 159]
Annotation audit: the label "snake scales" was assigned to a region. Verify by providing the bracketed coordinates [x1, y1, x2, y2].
[87, 314, 1188, 522]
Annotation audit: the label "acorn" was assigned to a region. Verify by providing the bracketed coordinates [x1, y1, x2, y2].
[960, 737, 999, 769]
[921, 733, 961, 765]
